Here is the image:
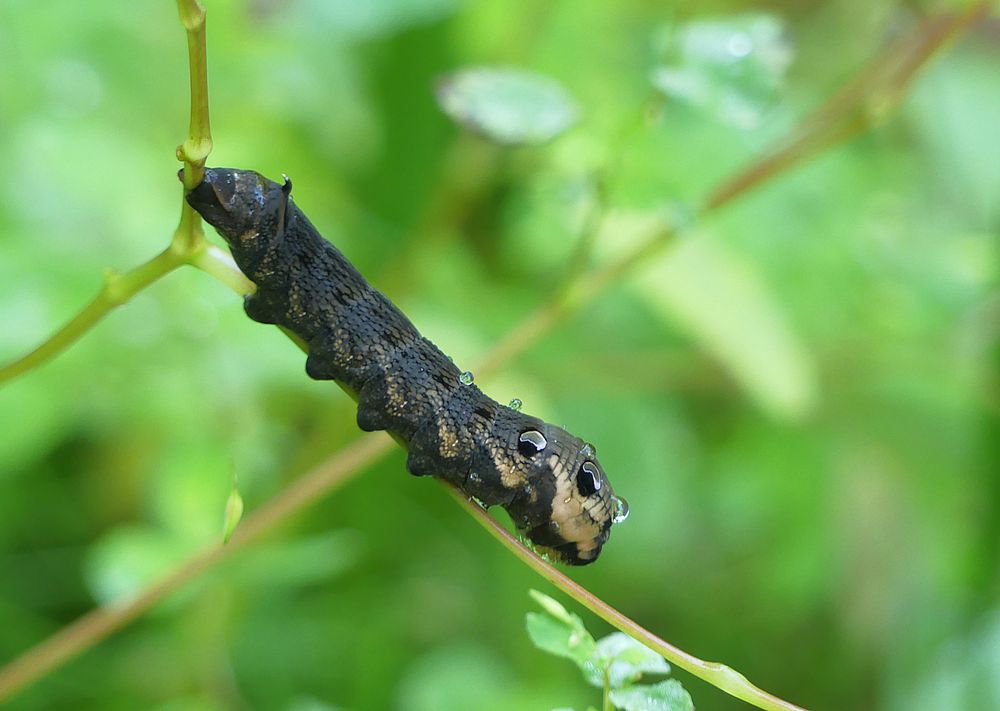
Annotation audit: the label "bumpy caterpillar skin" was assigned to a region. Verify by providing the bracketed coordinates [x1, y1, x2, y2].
[187, 168, 625, 564]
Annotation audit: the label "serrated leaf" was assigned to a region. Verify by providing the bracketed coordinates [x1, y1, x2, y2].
[436, 66, 578, 145]
[609, 680, 695, 711]
[585, 633, 671, 689]
[526, 612, 597, 669]
[635, 233, 817, 421]
[526, 591, 596, 668]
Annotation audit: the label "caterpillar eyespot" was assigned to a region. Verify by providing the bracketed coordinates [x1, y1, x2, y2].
[577, 462, 601, 497]
[186, 167, 625, 565]
[517, 429, 548, 457]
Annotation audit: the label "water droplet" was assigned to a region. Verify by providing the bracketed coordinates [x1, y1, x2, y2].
[459, 371, 474, 385]
[612, 496, 630, 524]
[508, 398, 522, 411]
[468, 472, 481, 484]
[580, 443, 595, 458]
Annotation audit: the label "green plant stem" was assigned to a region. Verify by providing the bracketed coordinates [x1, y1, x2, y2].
[190, 244, 256, 295]
[176, 0, 212, 187]
[0, 3, 986, 707]
[447, 486, 807, 711]
[0, 247, 185, 384]
[0, 0, 216, 386]
[703, 1, 990, 212]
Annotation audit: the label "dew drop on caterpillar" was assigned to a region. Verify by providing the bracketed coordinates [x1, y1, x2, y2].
[186, 167, 628, 564]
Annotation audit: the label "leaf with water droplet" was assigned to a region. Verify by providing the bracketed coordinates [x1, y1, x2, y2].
[583, 632, 671, 689]
[436, 67, 579, 145]
[526, 590, 596, 670]
[222, 484, 244, 544]
[650, 14, 792, 129]
[609, 680, 694, 711]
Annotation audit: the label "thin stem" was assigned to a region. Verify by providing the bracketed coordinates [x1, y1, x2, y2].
[0, 433, 393, 702]
[1, 0, 217, 386]
[446, 486, 807, 711]
[703, 1, 989, 212]
[176, 0, 212, 188]
[0, 3, 985, 707]
[0, 248, 185, 384]
[190, 244, 256, 296]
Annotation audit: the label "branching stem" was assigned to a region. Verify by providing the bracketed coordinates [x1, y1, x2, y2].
[0, 248, 185, 384]
[0, 3, 989, 710]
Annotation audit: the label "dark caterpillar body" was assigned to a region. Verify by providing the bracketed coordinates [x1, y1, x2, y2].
[187, 168, 626, 564]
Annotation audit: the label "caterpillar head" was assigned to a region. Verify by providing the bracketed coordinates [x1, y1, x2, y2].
[514, 423, 627, 565]
[185, 167, 289, 259]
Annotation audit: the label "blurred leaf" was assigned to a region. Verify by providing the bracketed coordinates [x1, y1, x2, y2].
[152, 698, 227, 711]
[83, 525, 189, 606]
[233, 531, 363, 591]
[609, 680, 694, 711]
[149, 439, 233, 543]
[285, 697, 344, 711]
[651, 14, 792, 129]
[289, 0, 458, 39]
[526, 590, 597, 670]
[583, 633, 671, 689]
[436, 67, 578, 145]
[635, 233, 817, 421]
[908, 44, 1000, 227]
[897, 609, 1000, 711]
[396, 643, 519, 711]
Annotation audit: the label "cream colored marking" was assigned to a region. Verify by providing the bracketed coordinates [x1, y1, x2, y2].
[437, 418, 459, 458]
[387, 377, 408, 414]
[545, 454, 603, 552]
[498, 449, 526, 488]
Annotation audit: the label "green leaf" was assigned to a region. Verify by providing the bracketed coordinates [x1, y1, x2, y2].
[529, 589, 579, 625]
[436, 67, 579, 145]
[585, 633, 671, 689]
[525, 590, 597, 669]
[651, 14, 792, 129]
[222, 483, 244, 544]
[635, 233, 817, 421]
[609, 680, 695, 711]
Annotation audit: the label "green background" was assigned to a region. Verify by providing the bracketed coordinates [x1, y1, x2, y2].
[1, 1, 998, 709]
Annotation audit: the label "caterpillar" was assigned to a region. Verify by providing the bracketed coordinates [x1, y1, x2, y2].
[186, 168, 628, 564]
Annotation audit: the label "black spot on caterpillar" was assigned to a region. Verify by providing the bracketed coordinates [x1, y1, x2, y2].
[186, 168, 628, 564]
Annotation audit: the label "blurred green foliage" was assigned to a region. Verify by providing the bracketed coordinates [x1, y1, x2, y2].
[1, 1, 998, 710]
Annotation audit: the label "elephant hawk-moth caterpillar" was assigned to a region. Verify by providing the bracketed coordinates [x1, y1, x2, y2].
[187, 168, 628, 565]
